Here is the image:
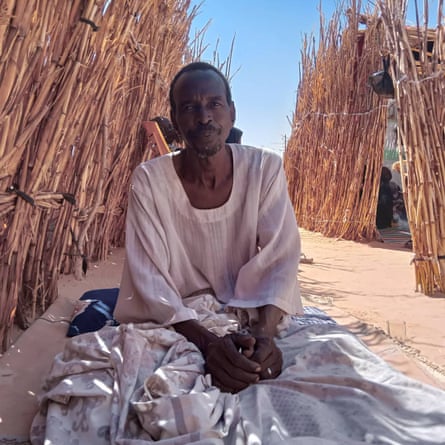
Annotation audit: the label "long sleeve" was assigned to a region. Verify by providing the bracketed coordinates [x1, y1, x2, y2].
[228, 155, 303, 315]
[114, 166, 198, 325]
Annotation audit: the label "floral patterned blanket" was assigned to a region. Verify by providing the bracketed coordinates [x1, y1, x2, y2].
[30, 296, 445, 444]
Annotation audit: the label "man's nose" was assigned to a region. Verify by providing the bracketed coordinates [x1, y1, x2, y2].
[197, 105, 212, 123]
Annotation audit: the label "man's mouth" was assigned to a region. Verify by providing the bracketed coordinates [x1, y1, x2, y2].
[194, 125, 218, 138]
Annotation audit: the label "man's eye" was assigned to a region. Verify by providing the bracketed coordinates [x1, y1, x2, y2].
[211, 102, 222, 108]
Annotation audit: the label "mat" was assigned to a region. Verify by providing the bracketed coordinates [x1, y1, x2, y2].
[378, 226, 411, 247]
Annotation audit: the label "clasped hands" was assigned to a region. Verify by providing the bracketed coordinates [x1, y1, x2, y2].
[204, 331, 283, 393]
[173, 305, 284, 394]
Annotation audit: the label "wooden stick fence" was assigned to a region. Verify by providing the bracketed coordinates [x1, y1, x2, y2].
[286, 0, 445, 296]
[0, 0, 197, 351]
[380, 0, 445, 295]
[284, 0, 388, 241]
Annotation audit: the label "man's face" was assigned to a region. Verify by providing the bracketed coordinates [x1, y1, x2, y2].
[171, 70, 235, 159]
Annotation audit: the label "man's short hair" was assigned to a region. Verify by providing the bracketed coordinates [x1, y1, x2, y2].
[169, 62, 232, 113]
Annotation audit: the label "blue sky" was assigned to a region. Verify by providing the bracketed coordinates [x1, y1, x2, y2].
[188, 0, 440, 153]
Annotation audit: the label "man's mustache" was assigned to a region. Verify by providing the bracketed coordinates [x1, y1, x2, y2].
[193, 124, 219, 134]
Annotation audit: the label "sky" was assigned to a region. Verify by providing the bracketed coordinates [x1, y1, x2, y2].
[188, 0, 441, 153]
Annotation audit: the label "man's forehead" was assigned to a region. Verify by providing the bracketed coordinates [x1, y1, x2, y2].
[174, 70, 227, 97]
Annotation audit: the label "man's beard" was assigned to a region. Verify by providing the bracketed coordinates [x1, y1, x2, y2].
[187, 124, 224, 158]
[195, 142, 223, 159]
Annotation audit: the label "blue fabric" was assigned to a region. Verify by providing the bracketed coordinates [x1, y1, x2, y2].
[67, 288, 120, 337]
[291, 306, 337, 327]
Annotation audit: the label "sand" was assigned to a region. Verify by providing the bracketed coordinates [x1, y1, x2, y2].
[298, 228, 445, 379]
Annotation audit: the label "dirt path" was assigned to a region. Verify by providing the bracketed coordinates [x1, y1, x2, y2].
[298, 228, 445, 386]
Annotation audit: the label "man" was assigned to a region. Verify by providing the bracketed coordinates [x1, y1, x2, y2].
[32, 63, 445, 444]
[114, 62, 303, 393]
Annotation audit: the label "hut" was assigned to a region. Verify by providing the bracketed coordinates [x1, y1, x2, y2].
[381, 1, 445, 295]
[284, 1, 388, 241]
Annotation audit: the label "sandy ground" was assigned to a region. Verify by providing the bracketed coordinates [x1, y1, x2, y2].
[298, 228, 445, 380]
[1, 229, 445, 441]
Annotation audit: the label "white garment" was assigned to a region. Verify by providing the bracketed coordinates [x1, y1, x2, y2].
[114, 144, 303, 326]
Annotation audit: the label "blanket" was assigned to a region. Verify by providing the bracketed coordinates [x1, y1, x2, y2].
[30, 295, 445, 444]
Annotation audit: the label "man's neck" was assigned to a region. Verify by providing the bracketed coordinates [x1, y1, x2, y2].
[175, 145, 232, 189]
[172, 145, 234, 209]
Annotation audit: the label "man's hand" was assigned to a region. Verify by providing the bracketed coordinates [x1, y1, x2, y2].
[174, 305, 285, 392]
[249, 304, 285, 379]
[173, 320, 261, 393]
[251, 336, 283, 380]
[205, 333, 261, 393]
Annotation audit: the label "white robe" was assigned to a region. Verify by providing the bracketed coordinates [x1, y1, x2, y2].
[114, 144, 303, 326]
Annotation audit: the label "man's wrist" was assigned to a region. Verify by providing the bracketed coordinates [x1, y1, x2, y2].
[173, 319, 218, 355]
[249, 324, 274, 338]
[250, 304, 284, 338]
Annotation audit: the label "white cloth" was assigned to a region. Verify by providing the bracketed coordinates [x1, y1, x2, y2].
[30, 296, 445, 444]
[115, 144, 303, 326]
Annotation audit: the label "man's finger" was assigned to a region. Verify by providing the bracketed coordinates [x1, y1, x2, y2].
[251, 337, 274, 364]
[205, 335, 261, 390]
[251, 337, 283, 379]
[230, 332, 256, 358]
[219, 335, 261, 373]
[209, 365, 257, 393]
[206, 341, 260, 383]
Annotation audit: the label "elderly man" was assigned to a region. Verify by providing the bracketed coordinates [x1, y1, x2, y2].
[32, 63, 445, 445]
[114, 62, 303, 393]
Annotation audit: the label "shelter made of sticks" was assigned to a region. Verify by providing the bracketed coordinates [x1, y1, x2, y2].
[284, 0, 388, 242]
[285, 0, 445, 296]
[0, 0, 197, 352]
[381, 0, 445, 295]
